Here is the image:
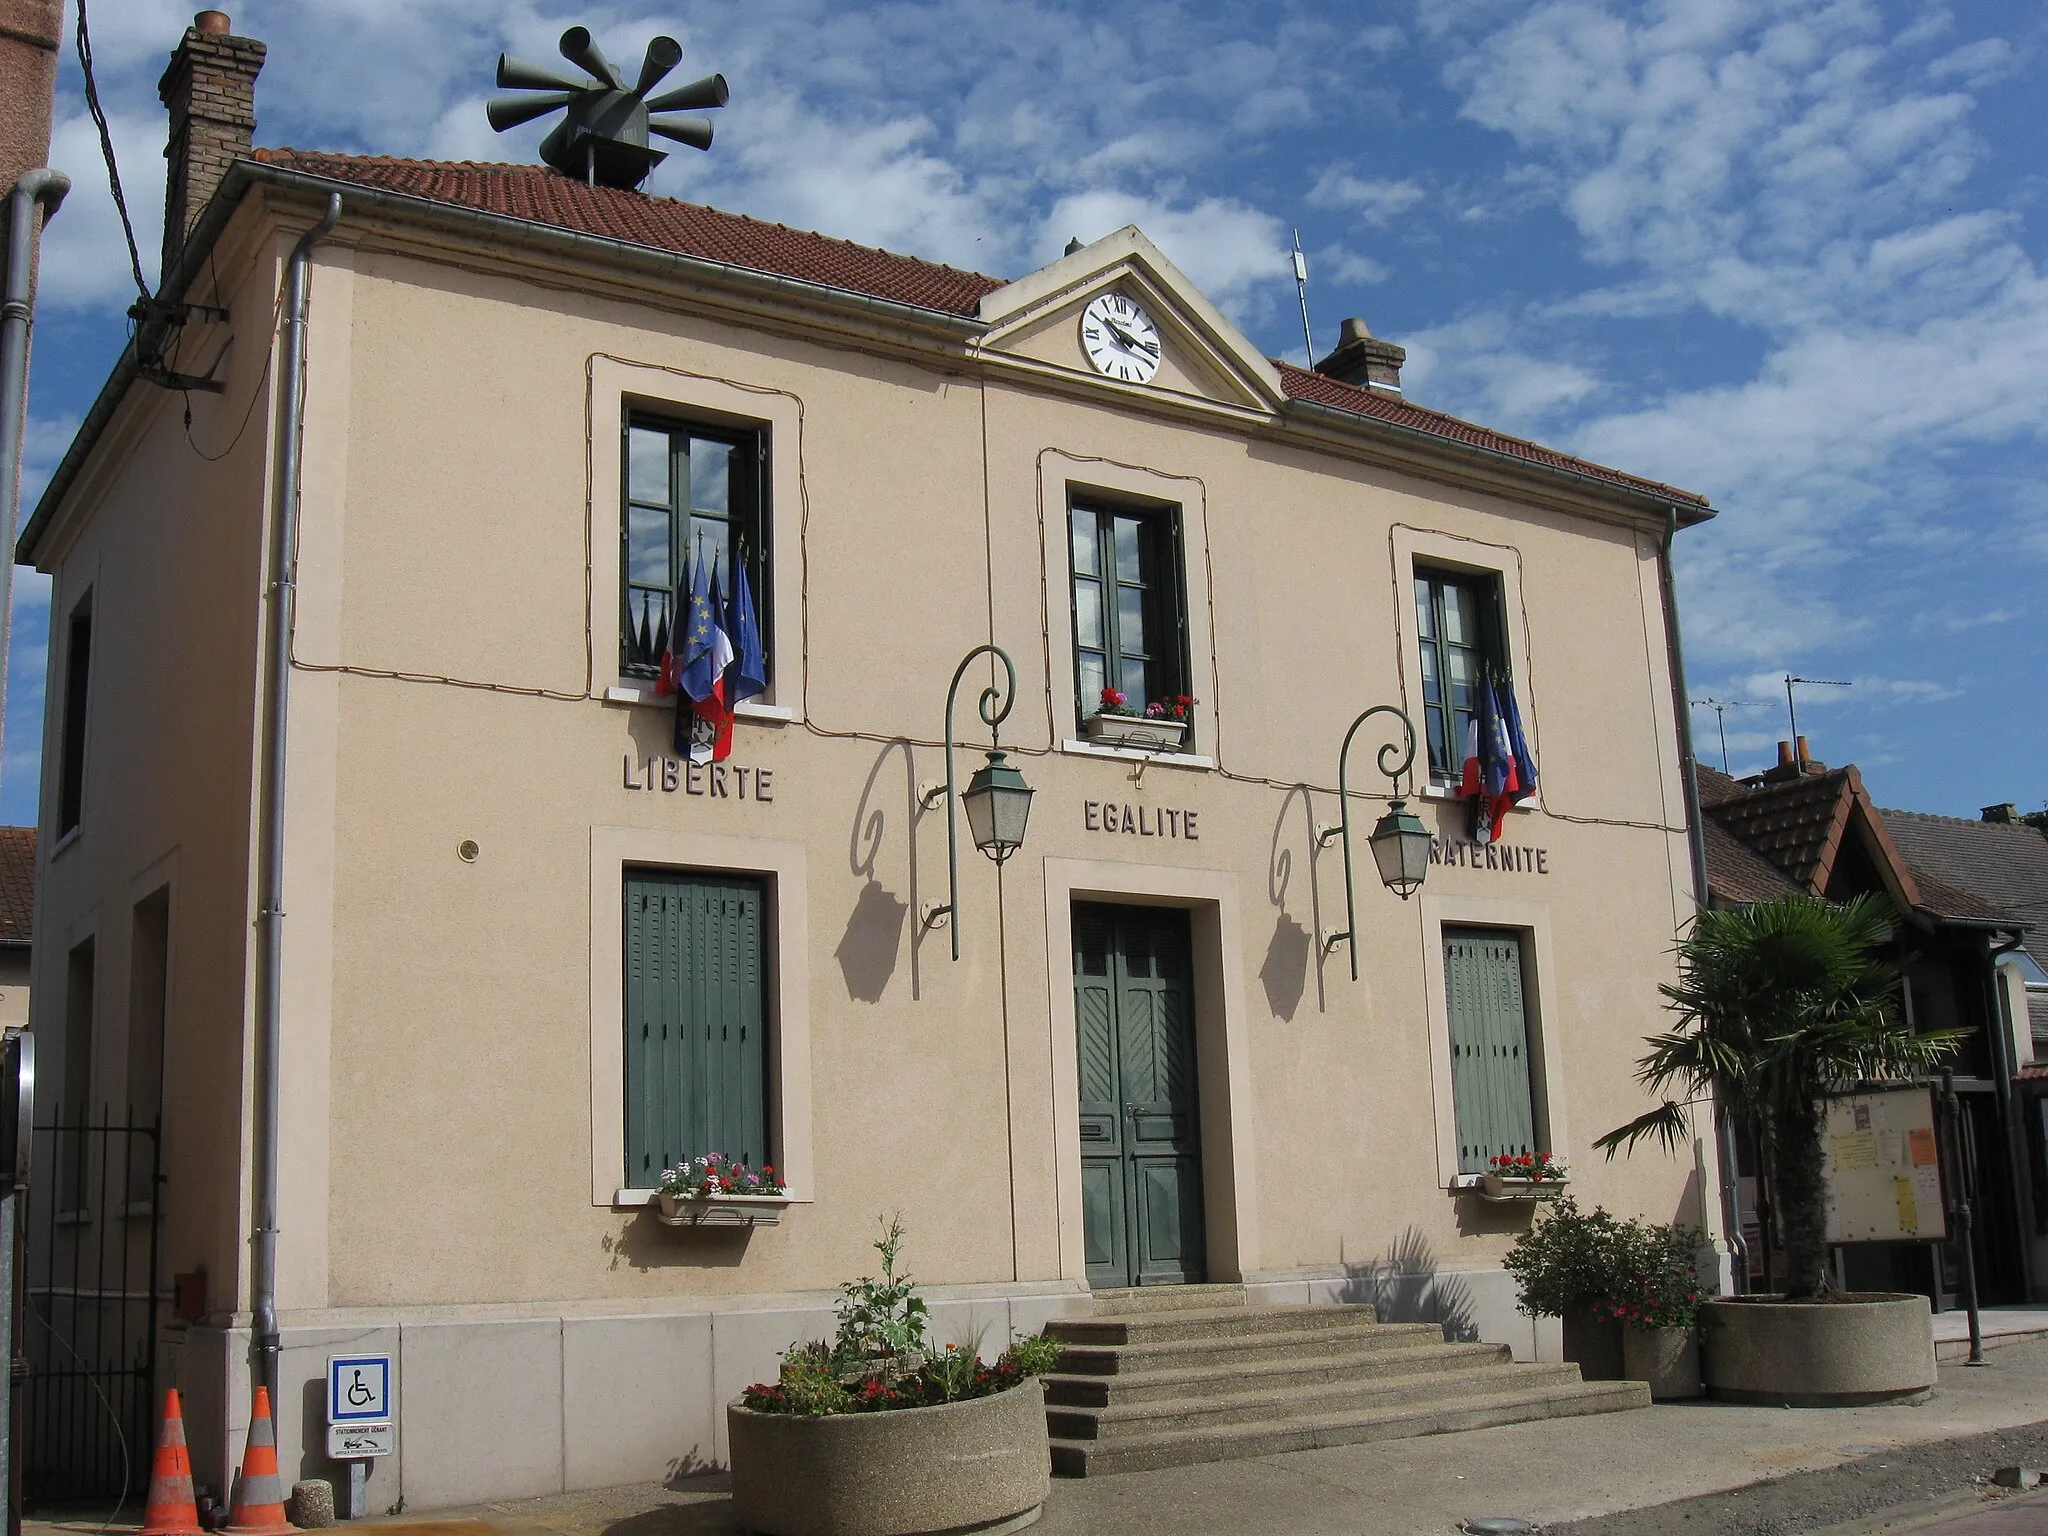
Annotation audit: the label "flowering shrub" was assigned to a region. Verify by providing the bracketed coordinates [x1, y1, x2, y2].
[1489, 1151, 1568, 1182]
[1589, 1221, 1705, 1331]
[741, 1336, 1063, 1416]
[658, 1153, 785, 1199]
[1504, 1196, 1708, 1328]
[1094, 688, 1197, 722]
[738, 1218, 1066, 1416]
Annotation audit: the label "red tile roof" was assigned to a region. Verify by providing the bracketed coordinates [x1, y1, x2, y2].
[0, 827, 34, 945]
[251, 151, 1008, 318]
[250, 151, 1709, 511]
[1275, 361, 1707, 507]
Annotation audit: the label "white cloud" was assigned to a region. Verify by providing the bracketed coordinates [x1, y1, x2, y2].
[1399, 311, 1603, 432]
[38, 108, 163, 307]
[1308, 170, 1427, 225]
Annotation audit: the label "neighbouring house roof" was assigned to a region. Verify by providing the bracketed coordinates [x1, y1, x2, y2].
[1881, 808, 2048, 971]
[1694, 764, 2023, 935]
[249, 151, 1712, 512]
[1702, 816, 1804, 904]
[1696, 764, 1920, 903]
[0, 827, 34, 946]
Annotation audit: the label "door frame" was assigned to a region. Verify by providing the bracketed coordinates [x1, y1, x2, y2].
[1042, 858, 1260, 1285]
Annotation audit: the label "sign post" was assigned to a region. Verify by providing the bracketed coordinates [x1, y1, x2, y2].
[326, 1355, 393, 1518]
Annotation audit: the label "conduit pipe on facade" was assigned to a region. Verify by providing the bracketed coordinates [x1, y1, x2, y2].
[1658, 505, 1747, 1290]
[251, 193, 342, 1400]
[0, 169, 71, 760]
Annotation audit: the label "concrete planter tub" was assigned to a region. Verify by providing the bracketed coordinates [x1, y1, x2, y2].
[1622, 1323, 1702, 1400]
[728, 1376, 1050, 1536]
[1700, 1293, 1936, 1407]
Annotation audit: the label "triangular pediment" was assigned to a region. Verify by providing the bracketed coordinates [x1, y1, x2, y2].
[976, 227, 1285, 415]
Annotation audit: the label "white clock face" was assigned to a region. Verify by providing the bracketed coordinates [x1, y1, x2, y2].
[1080, 293, 1161, 384]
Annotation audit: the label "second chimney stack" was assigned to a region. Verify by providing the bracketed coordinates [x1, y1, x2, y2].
[158, 11, 264, 283]
[1313, 316, 1406, 398]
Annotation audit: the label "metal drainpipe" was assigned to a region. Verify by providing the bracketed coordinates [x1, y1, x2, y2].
[252, 194, 342, 1401]
[0, 170, 71, 758]
[1987, 931, 2034, 1298]
[1657, 506, 1749, 1288]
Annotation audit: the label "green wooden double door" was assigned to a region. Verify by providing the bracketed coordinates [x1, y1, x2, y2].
[1073, 903, 1206, 1289]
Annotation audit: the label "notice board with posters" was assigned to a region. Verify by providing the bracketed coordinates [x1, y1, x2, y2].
[1822, 1086, 1945, 1244]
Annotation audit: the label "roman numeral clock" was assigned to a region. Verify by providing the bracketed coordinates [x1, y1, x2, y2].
[1080, 293, 1161, 384]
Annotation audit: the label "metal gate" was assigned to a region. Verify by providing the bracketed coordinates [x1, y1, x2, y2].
[21, 1113, 162, 1504]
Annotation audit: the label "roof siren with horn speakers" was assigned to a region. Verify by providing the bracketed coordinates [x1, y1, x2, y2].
[487, 25, 728, 190]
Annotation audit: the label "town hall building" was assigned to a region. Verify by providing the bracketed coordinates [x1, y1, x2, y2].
[19, 12, 1723, 1509]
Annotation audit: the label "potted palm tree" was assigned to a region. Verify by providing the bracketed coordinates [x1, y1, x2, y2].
[1595, 895, 1957, 1406]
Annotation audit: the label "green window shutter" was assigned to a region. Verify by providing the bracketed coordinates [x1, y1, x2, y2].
[1443, 926, 1537, 1174]
[623, 872, 767, 1187]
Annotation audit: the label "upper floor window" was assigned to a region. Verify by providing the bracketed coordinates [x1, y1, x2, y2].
[1070, 499, 1189, 732]
[1415, 568, 1507, 781]
[622, 416, 768, 680]
[57, 595, 92, 837]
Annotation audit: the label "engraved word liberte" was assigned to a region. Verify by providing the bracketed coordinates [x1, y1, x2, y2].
[622, 753, 774, 801]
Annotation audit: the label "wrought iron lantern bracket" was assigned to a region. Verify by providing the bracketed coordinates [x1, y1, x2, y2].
[918, 644, 1029, 960]
[1315, 703, 1426, 980]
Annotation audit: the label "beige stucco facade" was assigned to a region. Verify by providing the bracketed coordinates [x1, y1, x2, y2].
[23, 175, 1721, 1509]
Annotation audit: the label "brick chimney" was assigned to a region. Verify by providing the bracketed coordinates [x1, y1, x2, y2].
[1313, 317, 1406, 398]
[1759, 738, 1828, 784]
[158, 10, 264, 281]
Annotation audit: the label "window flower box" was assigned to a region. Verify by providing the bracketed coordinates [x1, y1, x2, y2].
[1081, 690, 1197, 752]
[657, 1191, 788, 1227]
[1479, 1152, 1569, 1201]
[1481, 1173, 1570, 1202]
[656, 1153, 786, 1225]
[1081, 713, 1188, 751]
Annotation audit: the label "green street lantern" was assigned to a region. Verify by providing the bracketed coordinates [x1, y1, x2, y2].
[1368, 799, 1431, 899]
[918, 644, 1028, 959]
[1315, 704, 1427, 980]
[962, 749, 1033, 864]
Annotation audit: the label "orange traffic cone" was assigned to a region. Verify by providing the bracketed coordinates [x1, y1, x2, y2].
[222, 1387, 297, 1536]
[141, 1388, 206, 1536]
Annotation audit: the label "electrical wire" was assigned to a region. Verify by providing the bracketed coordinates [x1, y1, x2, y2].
[75, 0, 149, 301]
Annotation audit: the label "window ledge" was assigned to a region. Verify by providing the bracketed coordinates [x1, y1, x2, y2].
[603, 685, 793, 723]
[1420, 783, 1536, 811]
[1060, 740, 1216, 771]
[613, 1186, 811, 1208]
[49, 824, 82, 862]
[1446, 1173, 1485, 1191]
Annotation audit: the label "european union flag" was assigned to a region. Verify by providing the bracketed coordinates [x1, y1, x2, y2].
[727, 555, 766, 709]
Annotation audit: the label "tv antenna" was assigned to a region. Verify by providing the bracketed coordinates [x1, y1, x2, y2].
[488, 26, 729, 190]
[1691, 697, 1764, 775]
[1783, 675, 1850, 765]
[1292, 229, 1314, 362]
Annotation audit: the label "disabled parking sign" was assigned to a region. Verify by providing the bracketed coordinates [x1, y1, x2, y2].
[327, 1354, 393, 1460]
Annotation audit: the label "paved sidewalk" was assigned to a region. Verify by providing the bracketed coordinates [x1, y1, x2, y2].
[1935, 1306, 2048, 1362]
[31, 1338, 2048, 1536]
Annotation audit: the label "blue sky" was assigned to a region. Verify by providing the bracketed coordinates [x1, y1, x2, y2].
[11, 0, 2046, 824]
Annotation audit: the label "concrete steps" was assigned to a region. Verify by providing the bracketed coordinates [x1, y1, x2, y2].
[1044, 1284, 1649, 1477]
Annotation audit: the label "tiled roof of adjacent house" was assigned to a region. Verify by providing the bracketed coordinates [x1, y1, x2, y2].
[1882, 809, 2048, 968]
[1698, 765, 1859, 892]
[1702, 817, 1803, 904]
[0, 827, 34, 945]
[249, 151, 1709, 511]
